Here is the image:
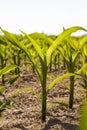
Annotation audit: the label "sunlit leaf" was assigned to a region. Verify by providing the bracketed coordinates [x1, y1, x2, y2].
[0, 86, 5, 93]
[21, 31, 44, 61]
[8, 74, 20, 85]
[47, 73, 75, 93]
[46, 26, 86, 66]
[0, 65, 17, 78]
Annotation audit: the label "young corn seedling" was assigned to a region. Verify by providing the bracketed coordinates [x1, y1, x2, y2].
[0, 65, 17, 116]
[2, 26, 86, 122]
[57, 36, 86, 108]
[77, 36, 87, 100]
[22, 26, 85, 121]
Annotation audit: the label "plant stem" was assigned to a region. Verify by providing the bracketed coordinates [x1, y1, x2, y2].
[68, 54, 75, 109]
[49, 55, 52, 72]
[41, 58, 47, 122]
[69, 75, 74, 108]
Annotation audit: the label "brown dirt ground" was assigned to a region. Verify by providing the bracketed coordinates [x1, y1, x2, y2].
[0, 66, 85, 130]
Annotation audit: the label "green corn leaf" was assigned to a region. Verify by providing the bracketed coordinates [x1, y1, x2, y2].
[47, 73, 75, 93]
[29, 32, 53, 45]
[79, 36, 87, 49]
[60, 80, 70, 91]
[8, 74, 20, 85]
[74, 63, 87, 80]
[21, 31, 44, 61]
[46, 26, 86, 66]
[46, 37, 53, 45]
[0, 99, 12, 114]
[72, 51, 80, 62]
[2, 29, 42, 81]
[1, 29, 30, 59]
[79, 101, 87, 130]
[83, 44, 87, 56]
[47, 100, 68, 110]
[0, 65, 17, 78]
[0, 104, 6, 112]
[28, 50, 42, 82]
[58, 46, 69, 62]
[0, 86, 5, 93]
[69, 37, 79, 50]
[0, 37, 7, 46]
[29, 32, 46, 39]
[76, 63, 87, 75]
[1, 29, 18, 45]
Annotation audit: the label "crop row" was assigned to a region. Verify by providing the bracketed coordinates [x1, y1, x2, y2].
[0, 26, 87, 129]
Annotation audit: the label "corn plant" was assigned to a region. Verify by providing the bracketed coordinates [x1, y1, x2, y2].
[0, 65, 17, 116]
[76, 36, 87, 100]
[57, 35, 86, 108]
[1, 26, 86, 122]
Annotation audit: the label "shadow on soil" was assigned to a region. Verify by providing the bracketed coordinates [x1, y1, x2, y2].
[42, 118, 79, 130]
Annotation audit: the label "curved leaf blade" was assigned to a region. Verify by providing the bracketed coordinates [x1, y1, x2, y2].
[0, 86, 6, 93]
[47, 73, 75, 93]
[0, 65, 17, 78]
[1, 29, 30, 59]
[8, 74, 20, 85]
[46, 26, 86, 66]
[21, 31, 44, 61]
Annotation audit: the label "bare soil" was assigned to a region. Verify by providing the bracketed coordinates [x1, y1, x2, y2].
[0, 66, 85, 130]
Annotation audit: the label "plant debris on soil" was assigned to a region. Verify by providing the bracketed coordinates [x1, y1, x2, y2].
[0, 66, 85, 130]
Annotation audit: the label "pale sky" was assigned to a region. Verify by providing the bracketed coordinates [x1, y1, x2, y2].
[0, 0, 87, 35]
